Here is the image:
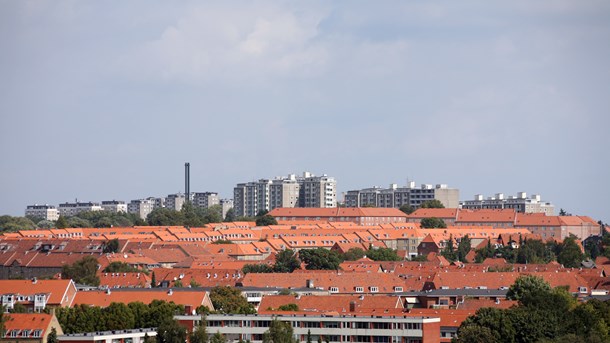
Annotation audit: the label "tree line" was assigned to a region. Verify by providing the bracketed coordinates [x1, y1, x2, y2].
[454, 275, 610, 343]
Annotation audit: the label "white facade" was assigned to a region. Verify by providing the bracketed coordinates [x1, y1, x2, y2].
[165, 193, 187, 211]
[345, 182, 459, 209]
[58, 202, 102, 217]
[127, 199, 155, 220]
[25, 205, 59, 221]
[461, 192, 555, 215]
[192, 192, 220, 209]
[220, 199, 234, 219]
[100, 200, 127, 213]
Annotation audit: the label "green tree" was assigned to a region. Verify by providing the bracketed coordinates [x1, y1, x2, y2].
[61, 256, 100, 286]
[506, 275, 551, 302]
[299, 248, 342, 270]
[273, 250, 301, 273]
[420, 217, 447, 228]
[209, 286, 256, 314]
[420, 200, 445, 208]
[210, 332, 226, 343]
[55, 216, 68, 229]
[156, 319, 187, 343]
[256, 214, 278, 227]
[10, 303, 28, 313]
[262, 319, 295, 343]
[557, 236, 584, 268]
[242, 264, 274, 274]
[454, 324, 500, 343]
[398, 204, 415, 215]
[456, 235, 471, 262]
[103, 262, 141, 273]
[366, 247, 401, 261]
[147, 208, 183, 226]
[37, 220, 55, 229]
[103, 238, 120, 253]
[0, 215, 37, 232]
[189, 317, 209, 343]
[103, 302, 135, 330]
[441, 235, 457, 262]
[342, 248, 366, 261]
[151, 272, 157, 288]
[224, 209, 236, 222]
[47, 327, 58, 343]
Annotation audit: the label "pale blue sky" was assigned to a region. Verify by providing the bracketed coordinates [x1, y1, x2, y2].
[1, 1, 609, 222]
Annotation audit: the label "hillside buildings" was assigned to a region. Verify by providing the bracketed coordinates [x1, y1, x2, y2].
[461, 192, 554, 215]
[234, 172, 337, 218]
[57, 202, 102, 217]
[344, 182, 459, 209]
[25, 205, 59, 221]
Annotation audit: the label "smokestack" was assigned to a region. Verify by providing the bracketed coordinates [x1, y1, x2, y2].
[185, 162, 190, 203]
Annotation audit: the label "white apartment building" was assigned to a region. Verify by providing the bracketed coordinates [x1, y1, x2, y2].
[57, 202, 102, 217]
[25, 205, 59, 221]
[127, 198, 155, 220]
[192, 192, 220, 209]
[345, 182, 459, 209]
[461, 192, 555, 215]
[220, 199, 234, 219]
[233, 172, 337, 218]
[165, 193, 188, 211]
[176, 313, 439, 343]
[100, 200, 127, 213]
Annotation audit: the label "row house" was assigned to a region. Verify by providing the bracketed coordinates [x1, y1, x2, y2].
[3, 313, 63, 343]
[0, 279, 77, 312]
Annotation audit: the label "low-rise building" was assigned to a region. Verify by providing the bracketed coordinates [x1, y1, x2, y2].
[59, 328, 157, 343]
[270, 208, 408, 226]
[2, 313, 63, 343]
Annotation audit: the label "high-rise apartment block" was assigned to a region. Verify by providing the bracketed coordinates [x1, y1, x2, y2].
[127, 198, 156, 220]
[165, 193, 187, 211]
[233, 172, 337, 218]
[344, 182, 459, 209]
[192, 192, 220, 209]
[461, 192, 555, 215]
[101, 200, 127, 213]
[220, 199, 234, 219]
[25, 205, 59, 221]
[58, 202, 103, 217]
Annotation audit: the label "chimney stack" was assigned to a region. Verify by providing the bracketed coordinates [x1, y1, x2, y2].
[185, 162, 190, 203]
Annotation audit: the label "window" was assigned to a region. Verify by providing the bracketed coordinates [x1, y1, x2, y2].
[355, 286, 364, 293]
[370, 286, 379, 293]
[330, 287, 339, 293]
[21, 330, 30, 337]
[394, 287, 403, 292]
[10, 330, 19, 337]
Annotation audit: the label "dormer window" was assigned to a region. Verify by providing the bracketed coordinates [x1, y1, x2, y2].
[33, 330, 42, 338]
[330, 287, 339, 293]
[394, 287, 403, 292]
[579, 287, 588, 294]
[370, 286, 379, 293]
[21, 330, 30, 337]
[355, 286, 364, 293]
[10, 330, 20, 337]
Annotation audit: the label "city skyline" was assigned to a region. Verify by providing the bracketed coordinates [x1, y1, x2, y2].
[1, 1, 609, 222]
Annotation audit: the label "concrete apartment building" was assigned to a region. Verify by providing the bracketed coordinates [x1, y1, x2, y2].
[24, 205, 59, 221]
[234, 172, 337, 218]
[165, 193, 188, 211]
[127, 198, 156, 220]
[57, 202, 102, 217]
[345, 182, 459, 209]
[176, 313, 440, 343]
[100, 200, 127, 213]
[220, 199, 234, 219]
[461, 192, 555, 215]
[192, 192, 220, 209]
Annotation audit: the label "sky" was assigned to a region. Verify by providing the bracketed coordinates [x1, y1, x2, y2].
[1, 1, 609, 222]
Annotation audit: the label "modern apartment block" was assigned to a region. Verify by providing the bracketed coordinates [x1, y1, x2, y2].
[234, 172, 337, 218]
[165, 193, 188, 211]
[461, 192, 555, 215]
[176, 313, 440, 343]
[57, 202, 102, 217]
[100, 200, 127, 213]
[344, 182, 459, 209]
[300, 173, 337, 208]
[25, 205, 59, 221]
[220, 199, 234, 219]
[127, 198, 156, 220]
[192, 192, 219, 209]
